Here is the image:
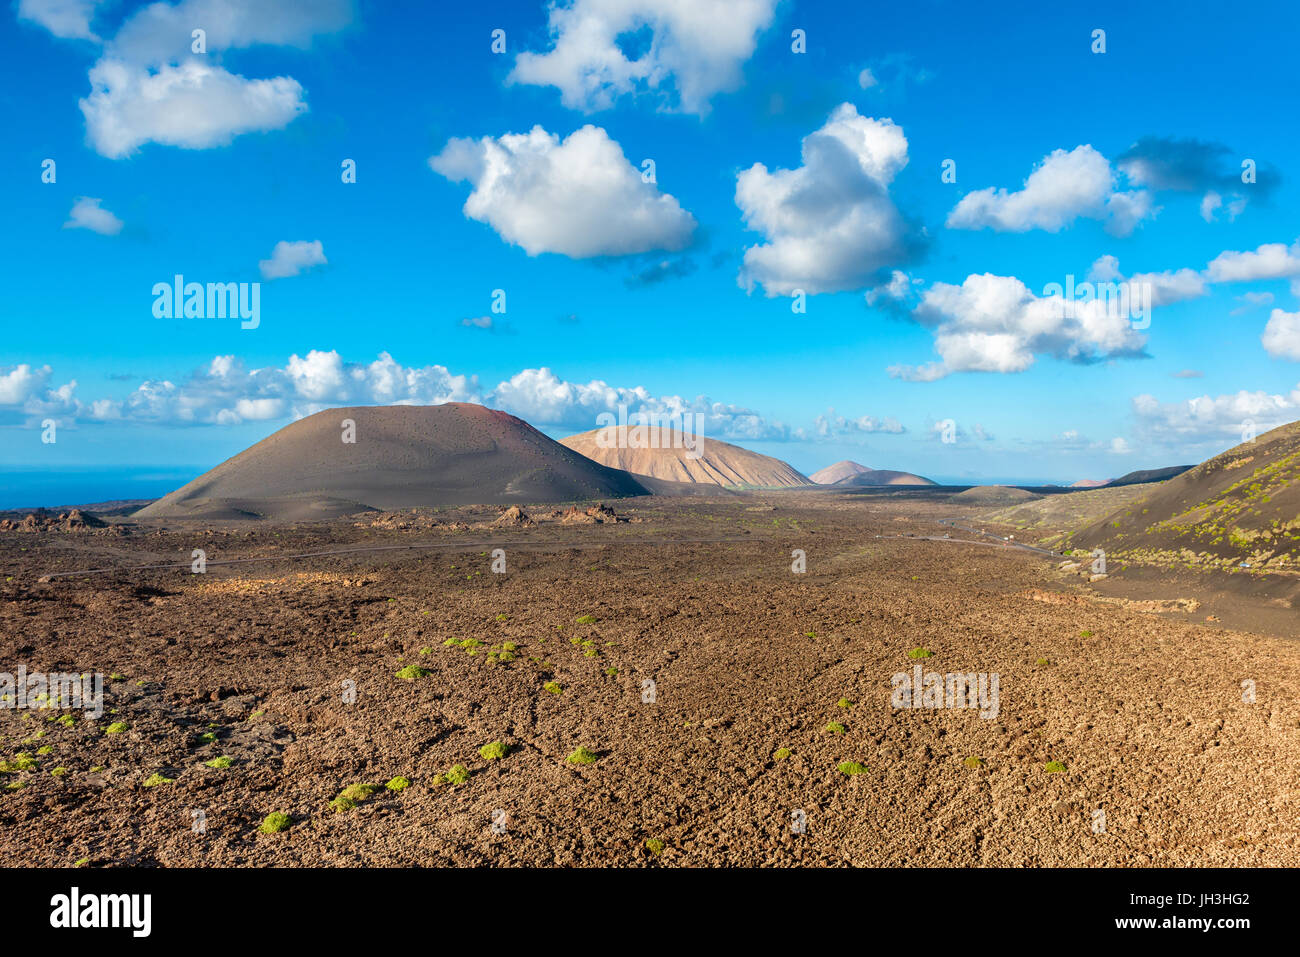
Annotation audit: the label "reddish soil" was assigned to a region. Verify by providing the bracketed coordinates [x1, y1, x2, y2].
[2, 492, 1298, 866]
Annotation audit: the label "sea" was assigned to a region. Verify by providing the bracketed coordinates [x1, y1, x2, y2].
[0, 467, 204, 511]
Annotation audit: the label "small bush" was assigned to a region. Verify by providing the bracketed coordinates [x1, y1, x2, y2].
[259, 812, 292, 834]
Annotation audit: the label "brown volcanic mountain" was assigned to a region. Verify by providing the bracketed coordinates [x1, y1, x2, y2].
[810, 460, 872, 484]
[1071, 419, 1300, 572]
[832, 468, 936, 487]
[136, 403, 648, 520]
[559, 426, 809, 488]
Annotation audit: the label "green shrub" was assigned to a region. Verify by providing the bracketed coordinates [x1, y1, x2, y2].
[259, 812, 292, 834]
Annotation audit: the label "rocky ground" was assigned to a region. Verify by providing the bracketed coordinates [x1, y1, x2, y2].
[1, 492, 1297, 866]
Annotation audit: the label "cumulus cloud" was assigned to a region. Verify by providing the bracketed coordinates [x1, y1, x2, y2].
[64, 0, 351, 158]
[865, 269, 917, 307]
[0, 364, 84, 425]
[18, 0, 109, 40]
[2, 355, 802, 442]
[63, 196, 123, 235]
[1117, 135, 1273, 222]
[1086, 255, 1207, 307]
[946, 145, 1155, 237]
[80, 352, 480, 426]
[736, 103, 923, 296]
[1204, 240, 1300, 283]
[1262, 310, 1300, 360]
[259, 240, 326, 280]
[430, 124, 696, 258]
[1133, 387, 1300, 443]
[106, 0, 353, 67]
[888, 272, 1147, 381]
[487, 367, 790, 440]
[507, 0, 777, 114]
[80, 58, 307, 158]
[814, 408, 905, 437]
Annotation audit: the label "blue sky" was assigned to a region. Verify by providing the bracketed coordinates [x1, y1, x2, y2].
[4, 0, 1300, 496]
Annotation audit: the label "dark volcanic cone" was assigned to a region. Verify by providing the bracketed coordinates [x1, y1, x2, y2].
[136, 403, 648, 520]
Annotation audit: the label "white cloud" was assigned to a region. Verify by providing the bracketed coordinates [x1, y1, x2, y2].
[946, 145, 1155, 237]
[1198, 191, 1246, 223]
[488, 367, 790, 440]
[430, 124, 696, 258]
[814, 409, 905, 436]
[84, 352, 480, 426]
[80, 58, 307, 158]
[3, 355, 797, 441]
[1109, 437, 1132, 454]
[0, 364, 54, 405]
[0, 364, 84, 424]
[64, 1, 350, 158]
[107, 0, 353, 67]
[865, 269, 916, 306]
[1087, 255, 1207, 307]
[507, 0, 777, 114]
[1262, 309, 1300, 360]
[1205, 240, 1300, 283]
[18, 0, 109, 40]
[259, 240, 326, 280]
[1133, 387, 1300, 443]
[63, 196, 123, 235]
[888, 272, 1147, 381]
[736, 103, 920, 296]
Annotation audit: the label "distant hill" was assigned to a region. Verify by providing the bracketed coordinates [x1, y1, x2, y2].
[978, 483, 1159, 548]
[1106, 465, 1193, 487]
[1072, 421, 1300, 572]
[560, 426, 809, 488]
[1070, 479, 1108, 488]
[810, 460, 872, 484]
[137, 403, 648, 521]
[950, 485, 1038, 505]
[831, 468, 936, 487]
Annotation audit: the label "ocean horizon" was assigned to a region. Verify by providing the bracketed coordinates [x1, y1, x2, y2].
[0, 466, 204, 511]
[0, 465, 1092, 512]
